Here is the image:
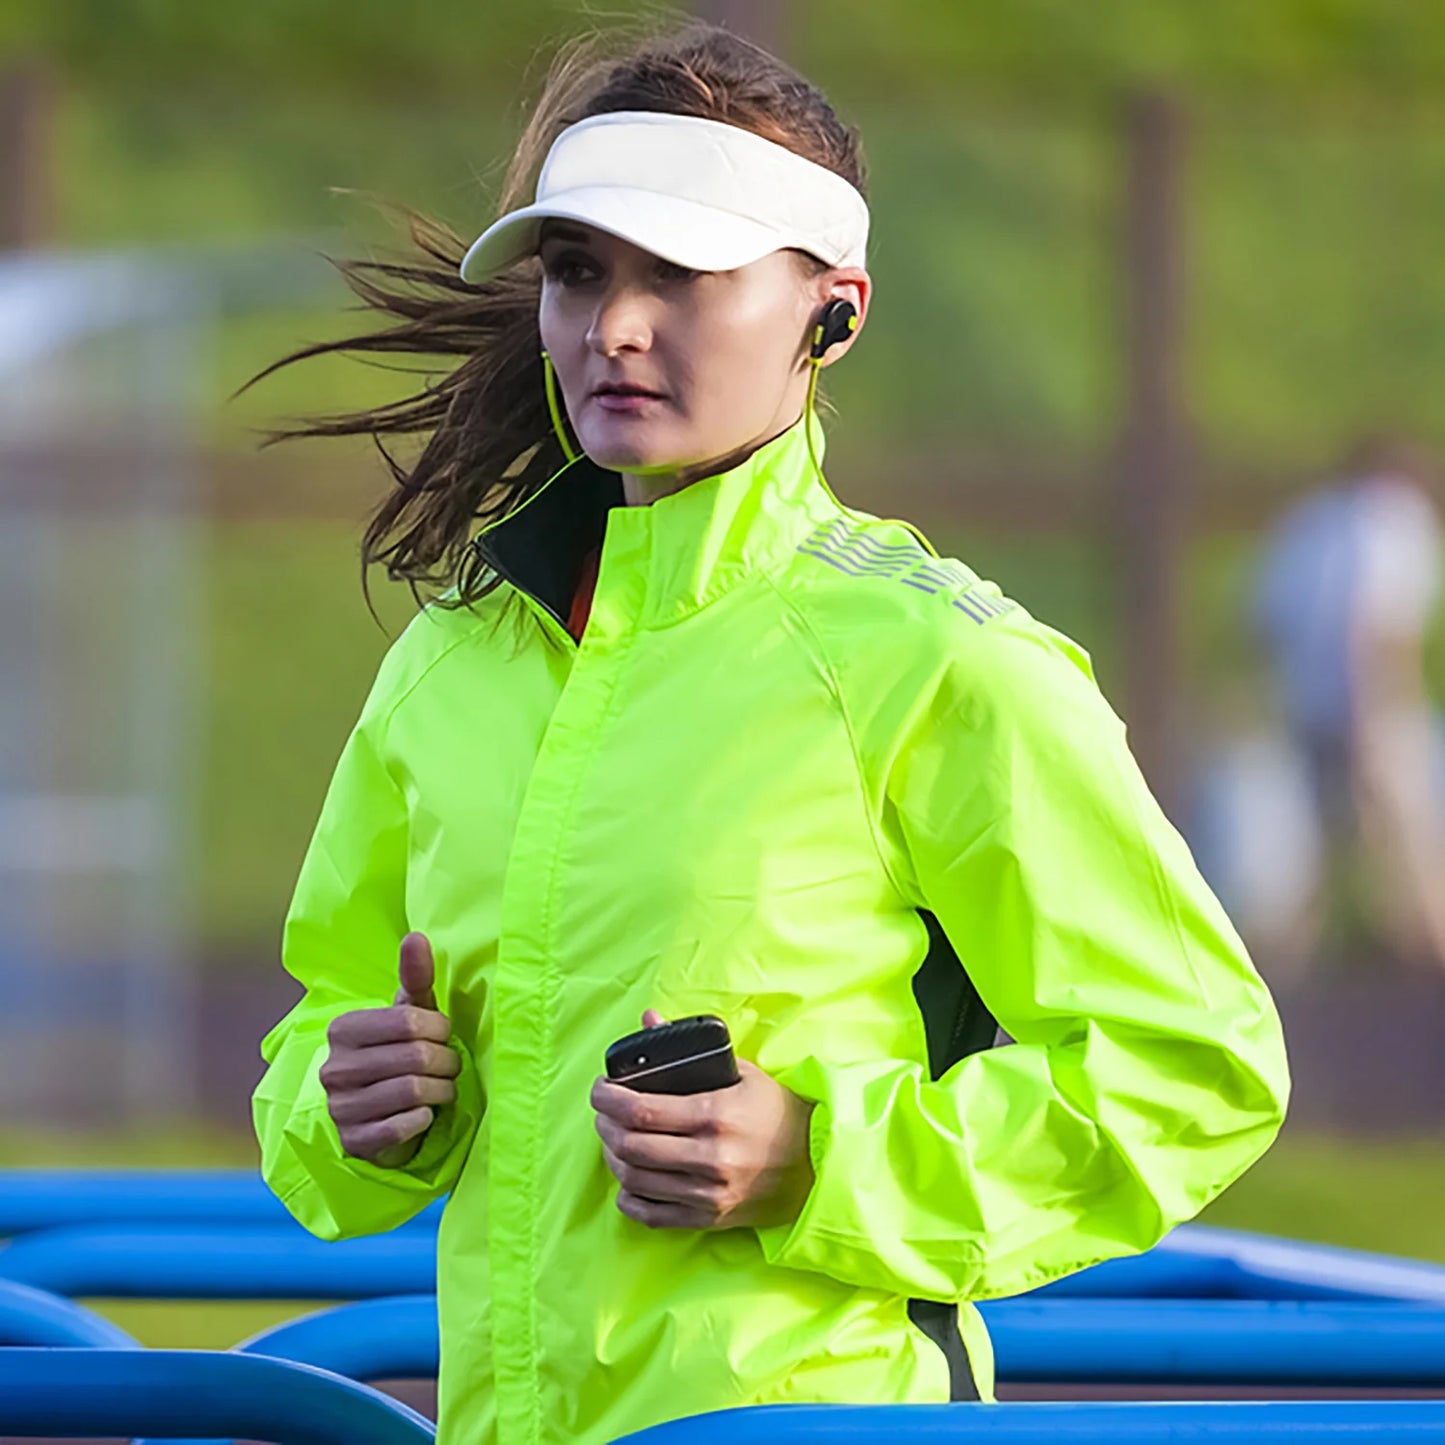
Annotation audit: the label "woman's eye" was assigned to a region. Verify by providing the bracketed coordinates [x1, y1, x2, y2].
[541, 253, 698, 285]
[544, 256, 593, 285]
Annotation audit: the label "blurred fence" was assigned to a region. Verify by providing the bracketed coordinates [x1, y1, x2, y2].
[0, 250, 206, 1123]
[0, 245, 333, 1127]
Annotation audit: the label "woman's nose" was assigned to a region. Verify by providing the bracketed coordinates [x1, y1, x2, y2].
[585, 284, 656, 355]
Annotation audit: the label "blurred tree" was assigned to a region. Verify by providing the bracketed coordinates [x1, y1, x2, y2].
[5, 0, 1444, 958]
[2, 0, 1441, 99]
[0, 61, 50, 246]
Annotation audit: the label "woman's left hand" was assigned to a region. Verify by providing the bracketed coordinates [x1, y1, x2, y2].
[590, 1010, 817, 1231]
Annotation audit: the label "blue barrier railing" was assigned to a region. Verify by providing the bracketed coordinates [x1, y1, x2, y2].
[131, 1295, 444, 1445]
[0, 1170, 440, 1236]
[8, 1170, 1445, 1443]
[6, 1172, 1445, 1304]
[235, 1293, 439, 1379]
[986, 1299, 1445, 1384]
[1034, 1223, 1445, 1303]
[8, 1216, 1445, 1306]
[168, 1293, 1445, 1391]
[0, 1224, 435, 1298]
[0, 1277, 140, 1348]
[610, 1401, 1445, 1441]
[0, 1347, 435, 1443]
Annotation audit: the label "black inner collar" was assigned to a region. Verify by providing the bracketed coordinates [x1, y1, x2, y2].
[474, 455, 625, 622]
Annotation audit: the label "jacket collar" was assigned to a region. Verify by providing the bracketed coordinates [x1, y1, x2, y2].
[476, 412, 838, 634]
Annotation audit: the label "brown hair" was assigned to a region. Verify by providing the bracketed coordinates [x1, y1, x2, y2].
[241, 13, 868, 627]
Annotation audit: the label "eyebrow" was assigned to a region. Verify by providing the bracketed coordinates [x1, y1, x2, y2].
[538, 221, 594, 246]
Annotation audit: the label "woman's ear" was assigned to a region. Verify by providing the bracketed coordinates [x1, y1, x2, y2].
[816, 268, 869, 363]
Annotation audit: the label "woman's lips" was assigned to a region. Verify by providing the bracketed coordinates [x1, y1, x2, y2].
[592, 391, 665, 412]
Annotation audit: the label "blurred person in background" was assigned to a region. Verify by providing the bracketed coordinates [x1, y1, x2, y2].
[1253, 435, 1445, 976]
[248, 16, 1289, 1444]
[1186, 681, 1325, 988]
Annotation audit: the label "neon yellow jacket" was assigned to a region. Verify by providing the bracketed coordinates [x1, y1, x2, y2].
[254, 412, 1290, 1444]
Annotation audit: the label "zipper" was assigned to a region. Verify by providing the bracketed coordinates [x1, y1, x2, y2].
[515, 588, 578, 652]
[478, 551, 579, 652]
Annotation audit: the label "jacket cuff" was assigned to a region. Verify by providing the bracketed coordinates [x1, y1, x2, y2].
[755, 1087, 839, 1264]
[276, 1036, 484, 1230]
[753, 1056, 973, 1299]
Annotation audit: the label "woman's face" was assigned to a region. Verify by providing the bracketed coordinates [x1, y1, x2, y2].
[536, 219, 868, 495]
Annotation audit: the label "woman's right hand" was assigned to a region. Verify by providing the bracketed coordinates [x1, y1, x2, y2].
[320, 931, 462, 1168]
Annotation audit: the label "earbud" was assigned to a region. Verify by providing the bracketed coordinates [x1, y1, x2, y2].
[809, 299, 858, 362]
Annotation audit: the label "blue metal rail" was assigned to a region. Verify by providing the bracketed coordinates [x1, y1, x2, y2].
[1035, 1223, 1445, 1302]
[8, 1217, 1445, 1306]
[8, 1170, 1445, 1444]
[0, 1169, 440, 1236]
[137, 1293, 1445, 1391]
[986, 1299, 1445, 1383]
[0, 1224, 435, 1298]
[235, 1294, 440, 1379]
[5, 1172, 1445, 1303]
[0, 1277, 140, 1348]
[611, 1401, 1445, 1441]
[0, 1347, 435, 1443]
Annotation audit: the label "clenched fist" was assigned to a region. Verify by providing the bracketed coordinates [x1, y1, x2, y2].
[320, 931, 461, 1168]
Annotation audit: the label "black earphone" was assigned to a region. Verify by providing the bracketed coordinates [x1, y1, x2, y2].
[810, 298, 858, 361]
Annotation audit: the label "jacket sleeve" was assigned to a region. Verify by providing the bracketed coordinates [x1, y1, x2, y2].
[755, 607, 1290, 1302]
[252, 685, 484, 1241]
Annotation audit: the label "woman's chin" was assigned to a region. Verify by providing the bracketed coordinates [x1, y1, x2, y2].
[580, 421, 678, 473]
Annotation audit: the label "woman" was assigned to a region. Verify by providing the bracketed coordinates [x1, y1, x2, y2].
[252, 18, 1290, 1445]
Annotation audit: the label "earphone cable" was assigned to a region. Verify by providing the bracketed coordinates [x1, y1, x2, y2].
[802, 356, 941, 560]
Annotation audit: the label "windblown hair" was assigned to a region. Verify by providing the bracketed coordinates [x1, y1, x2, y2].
[241, 13, 869, 625]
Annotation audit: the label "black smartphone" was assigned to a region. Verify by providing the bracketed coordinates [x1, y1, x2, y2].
[605, 1014, 740, 1094]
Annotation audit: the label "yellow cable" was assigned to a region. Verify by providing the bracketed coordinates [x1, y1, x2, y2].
[542, 348, 580, 463]
[803, 358, 940, 559]
[470, 351, 585, 548]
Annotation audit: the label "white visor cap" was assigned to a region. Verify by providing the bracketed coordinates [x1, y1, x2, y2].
[459, 109, 869, 283]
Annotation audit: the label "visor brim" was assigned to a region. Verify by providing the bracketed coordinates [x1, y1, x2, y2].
[459, 187, 804, 282]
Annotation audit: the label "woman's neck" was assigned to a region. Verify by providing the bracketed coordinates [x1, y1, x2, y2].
[617, 415, 801, 507]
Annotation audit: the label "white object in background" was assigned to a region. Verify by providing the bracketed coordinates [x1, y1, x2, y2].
[1192, 729, 1323, 984]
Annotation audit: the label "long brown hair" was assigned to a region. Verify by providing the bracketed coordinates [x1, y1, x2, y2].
[242, 14, 869, 627]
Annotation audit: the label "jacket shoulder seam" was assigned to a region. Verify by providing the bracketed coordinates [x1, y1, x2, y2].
[761, 574, 914, 907]
[369, 608, 490, 751]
